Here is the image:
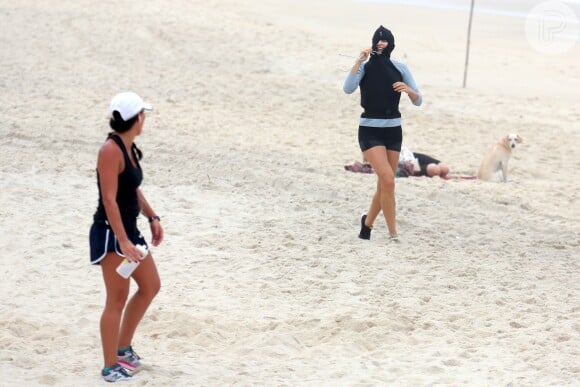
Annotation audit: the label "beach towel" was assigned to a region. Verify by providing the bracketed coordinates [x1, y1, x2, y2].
[344, 161, 374, 173]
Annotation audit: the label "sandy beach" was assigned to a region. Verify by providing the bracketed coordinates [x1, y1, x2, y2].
[0, 0, 579, 385]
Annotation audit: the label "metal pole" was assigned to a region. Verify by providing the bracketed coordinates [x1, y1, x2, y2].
[463, 0, 475, 88]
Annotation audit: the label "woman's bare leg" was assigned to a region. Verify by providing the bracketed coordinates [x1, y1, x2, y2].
[365, 180, 382, 227]
[426, 163, 441, 177]
[386, 149, 400, 236]
[118, 253, 161, 348]
[363, 146, 399, 237]
[438, 163, 450, 178]
[100, 253, 130, 367]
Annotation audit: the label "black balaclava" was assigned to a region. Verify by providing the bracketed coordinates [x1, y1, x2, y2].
[372, 25, 395, 56]
[359, 25, 403, 119]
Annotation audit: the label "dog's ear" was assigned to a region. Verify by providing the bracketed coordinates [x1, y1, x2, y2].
[516, 134, 523, 143]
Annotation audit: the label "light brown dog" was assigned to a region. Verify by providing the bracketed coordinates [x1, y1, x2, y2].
[477, 134, 523, 182]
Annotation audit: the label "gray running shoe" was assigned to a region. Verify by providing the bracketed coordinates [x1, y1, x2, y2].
[117, 346, 144, 373]
[101, 363, 133, 383]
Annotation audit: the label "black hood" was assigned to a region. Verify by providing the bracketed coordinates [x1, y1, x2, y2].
[372, 25, 395, 56]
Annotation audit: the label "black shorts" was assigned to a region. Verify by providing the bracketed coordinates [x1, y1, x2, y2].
[414, 153, 440, 176]
[358, 125, 402, 152]
[89, 221, 147, 265]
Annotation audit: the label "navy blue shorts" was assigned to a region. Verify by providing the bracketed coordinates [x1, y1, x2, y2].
[358, 125, 402, 152]
[89, 221, 147, 265]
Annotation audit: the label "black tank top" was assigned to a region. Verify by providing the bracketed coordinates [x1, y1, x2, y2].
[93, 133, 143, 233]
[359, 53, 403, 119]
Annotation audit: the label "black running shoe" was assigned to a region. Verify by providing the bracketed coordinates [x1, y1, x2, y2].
[359, 214, 372, 240]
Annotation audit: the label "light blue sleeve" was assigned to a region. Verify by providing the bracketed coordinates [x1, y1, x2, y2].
[393, 60, 423, 106]
[343, 64, 365, 94]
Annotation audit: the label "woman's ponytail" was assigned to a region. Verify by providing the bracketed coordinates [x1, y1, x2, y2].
[109, 110, 139, 133]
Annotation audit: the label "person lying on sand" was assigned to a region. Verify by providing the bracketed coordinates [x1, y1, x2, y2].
[398, 145, 450, 178]
[345, 145, 449, 178]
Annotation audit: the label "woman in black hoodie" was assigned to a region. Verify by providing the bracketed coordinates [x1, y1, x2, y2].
[344, 25, 422, 240]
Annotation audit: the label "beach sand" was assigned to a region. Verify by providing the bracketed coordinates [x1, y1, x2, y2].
[0, 0, 579, 385]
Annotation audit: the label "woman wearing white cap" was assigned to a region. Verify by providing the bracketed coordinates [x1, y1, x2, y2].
[89, 92, 163, 382]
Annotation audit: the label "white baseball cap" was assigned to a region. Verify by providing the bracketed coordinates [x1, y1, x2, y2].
[109, 91, 152, 121]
